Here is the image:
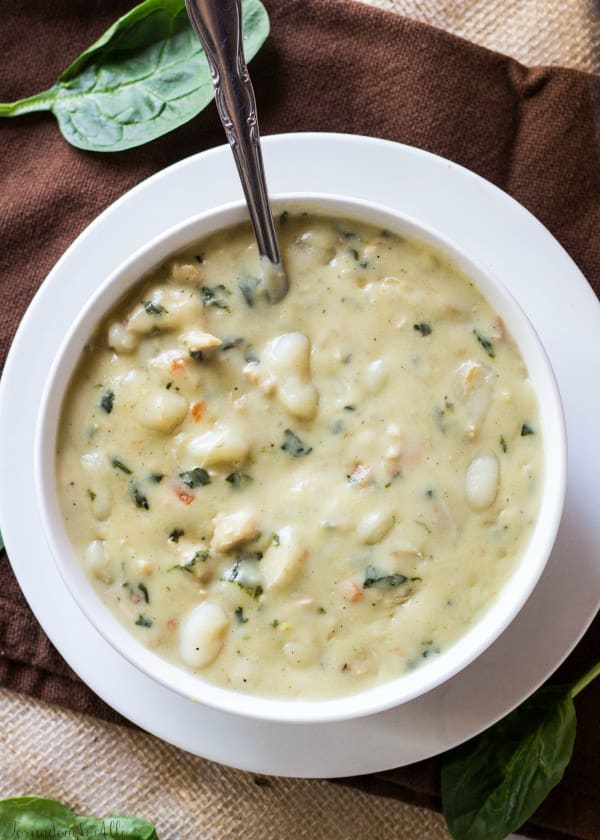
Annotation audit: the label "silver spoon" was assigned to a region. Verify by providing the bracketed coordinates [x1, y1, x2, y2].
[185, 0, 288, 303]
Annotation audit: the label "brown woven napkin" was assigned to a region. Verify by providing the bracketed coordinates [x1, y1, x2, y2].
[1, 1, 599, 837]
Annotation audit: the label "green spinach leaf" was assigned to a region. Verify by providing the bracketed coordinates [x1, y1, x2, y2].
[280, 428, 312, 457]
[441, 661, 600, 840]
[239, 275, 261, 307]
[0, 796, 159, 838]
[473, 329, 495, 358]
[112, 457, 133, 475]
[223, 552, 263, 599]
[201, 284, 231, 310]
[167, 549, 210, 573]
[143, 300, 167, 316]
[0, 0, 269, 152]
[131, 484, 150, 509]
[363, 565, 420, 589]
[179, 467, 210, 488]
[100, 389, 115, 413]
[135, 614, 153, 627]
[225, 471, 253, 489]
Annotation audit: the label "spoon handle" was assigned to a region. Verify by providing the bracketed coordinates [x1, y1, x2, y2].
[185, 0, 281, 269]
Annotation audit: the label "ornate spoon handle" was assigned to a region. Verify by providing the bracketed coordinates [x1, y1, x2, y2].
[185, 0, 288, 301]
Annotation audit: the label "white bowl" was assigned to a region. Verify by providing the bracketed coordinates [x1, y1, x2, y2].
[35, 193, 566, 724]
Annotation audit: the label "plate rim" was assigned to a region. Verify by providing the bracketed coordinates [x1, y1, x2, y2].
[1, 131, 598, 777]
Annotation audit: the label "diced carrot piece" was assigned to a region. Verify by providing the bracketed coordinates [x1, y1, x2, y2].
[464, 364, 477, 385]
[176, 488, 195, 505]
[155, 616, 180, 645]
[341, 579, 363, 602]
[170, 356, 187, 373]
[191, 400, 206, 421]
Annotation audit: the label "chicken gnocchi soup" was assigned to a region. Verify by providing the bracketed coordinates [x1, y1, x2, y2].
[57, 211, 542, 699]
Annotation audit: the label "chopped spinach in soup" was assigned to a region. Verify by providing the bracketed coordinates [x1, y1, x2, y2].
[56, 212, 542, 699]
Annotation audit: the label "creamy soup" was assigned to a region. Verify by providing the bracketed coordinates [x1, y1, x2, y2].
[57, 211, 542, 699]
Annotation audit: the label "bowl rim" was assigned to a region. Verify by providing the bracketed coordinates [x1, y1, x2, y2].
[35, 192, 567, 724]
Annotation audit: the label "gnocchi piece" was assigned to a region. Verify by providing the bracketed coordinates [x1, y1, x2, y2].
[466, 452, 500, 510]
[147, 349, 188, 374]
[180, 329, 222, 354]
[133, 390, 188, 434]
[185, 426, 250, 466]
[276, 378, 319, 421]
[261, 333, 319, 420]
[365, 358, 388, 394]
[126, 287, 203, 334]
[80, 453, 112, 521]
[107, 322, 138, 354]
[179, 601, 229, 668]
[211, 509, 258, 553]
[169, 260, 202, 285]
[380, 425, 405, 476]
[85, 539, 113, 583]
[265, 332, 311, 377]
[261, 526, 306, 590]
[454, 360, 497, 434]
[357, 510, 396, 545]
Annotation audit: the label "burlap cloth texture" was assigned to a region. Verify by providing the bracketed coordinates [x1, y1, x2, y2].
[1, 1, 599, 839]
[363, 0, 600, 74]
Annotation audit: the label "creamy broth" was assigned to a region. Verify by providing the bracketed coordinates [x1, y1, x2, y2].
[57, 212, 542, 699]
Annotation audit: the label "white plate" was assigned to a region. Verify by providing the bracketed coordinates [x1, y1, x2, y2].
[1, 133, 598, 778]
